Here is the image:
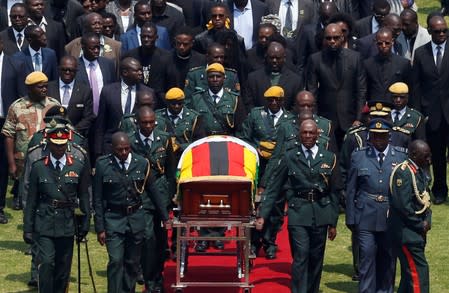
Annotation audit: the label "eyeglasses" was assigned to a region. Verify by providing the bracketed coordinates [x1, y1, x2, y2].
[325, 36, 341, 41]
[376, 41, 392, 46]
[10, 15, 26, 19]
[431, 28, 448, 34]
[211, 14, 225, 18]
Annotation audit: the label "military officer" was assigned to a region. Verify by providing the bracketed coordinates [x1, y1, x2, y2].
[127, 106, 173, 293]
[389, 139, 432, 293]
[186, 62, 246, 136]
[119, 88, 157, 135]
[23, 126, 90, 293]
[238, 85, 295, 259]
[346, 118, 408, 293]
[21, 112, 88, 288]
[256, 119, 338, 293]
[27, 106, 86, 149]
[93, 132, 169, 293]
[1, 71, 60, 210]
[184, 43, 240, 100]
[389, 82, 426, 140]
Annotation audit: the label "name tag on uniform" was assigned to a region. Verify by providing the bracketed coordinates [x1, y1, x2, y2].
[75, 104, 84, 108]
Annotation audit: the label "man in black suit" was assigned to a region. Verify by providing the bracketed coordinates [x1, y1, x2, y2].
[47, 55, 95, 138]
[123, 21, 177, 108]
[306, 23, 367, 148]
[94, 57, 151, 156]
[0, 34, 26, 223]
[25, 0, 66, 59]
[412, 15, 449, 205]
[45, 0, 85, 41]
[245, 41, 302, 112]
[0, 3, 28, 56]
[363, 27, 411, 102]
[76, 32, 117, 116]
[355, 0, 390, 38]
[227, 0, 269, 50]
[13, 25, 58, 82]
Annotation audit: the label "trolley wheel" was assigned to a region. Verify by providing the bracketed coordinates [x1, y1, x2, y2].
[243, 288, 251, 293]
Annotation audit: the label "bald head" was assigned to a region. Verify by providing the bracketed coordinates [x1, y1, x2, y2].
[324, 23, 343, 50]
[319, 1, 338, 25]
[409, 140, 431, 169]
[298, 110, 314, 124]
[383, 13, 402, 38]
[112, 131, 129, 147]
[295, 91, 316, 114]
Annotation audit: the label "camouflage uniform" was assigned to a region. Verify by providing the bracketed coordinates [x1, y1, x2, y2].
[1, 96, 60, 177]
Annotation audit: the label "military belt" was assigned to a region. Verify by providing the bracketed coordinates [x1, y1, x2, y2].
[107, 202, 142, 215]
[296, 190, 325, 202]
[366, 193, 389, 202]
[44, 199, 78, 209]
[208, 130, 229, 135]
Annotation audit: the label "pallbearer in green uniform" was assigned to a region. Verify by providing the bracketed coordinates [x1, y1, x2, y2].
[389, 140, 432, 293]
[127, 107, 174, 292]
[256, 119, 338, 293]
[187, 62, 246, 252]
[238, 85, 294, 259]
[389, 82, 426, 140]
[93, 132, 169, 293]
[23, 126, 90, 293]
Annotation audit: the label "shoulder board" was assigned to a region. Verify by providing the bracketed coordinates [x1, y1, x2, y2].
[225, 67, 237, 73]
[70, 142, 88, 155]
[354, 146, 369, 152]
[184, 107, 200, 116]
[192, 87, 207, 95]
[31, 155, 47, 165]
[224, 88, 239, 96]
[188, 66, 204, 72]
[393, 126, 411, 135]
[392, 146, 408, 153]
[27, 143, 43, 153]
[97, 154, 113, 162]
[10, 97, 26, 106]
[348, 125, 366, 134]
[47, 97, 60, 103]
[155, 108, 165, 115]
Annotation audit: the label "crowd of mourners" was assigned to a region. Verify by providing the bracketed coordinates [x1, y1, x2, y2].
[0, 0, 444, 292]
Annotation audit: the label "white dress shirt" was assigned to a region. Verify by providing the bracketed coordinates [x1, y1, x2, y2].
[268, 108, 284, 126]
[59, 79, 75, 107]
[28, 46, 42, 71]
[391, 107, 406, 122]
[301, 144, 318, 159]
[431, 41, 446, 65]
[209, 88, 224, 104]
[50, 153, 67, 169]
[139, 131, 154, 147]
[233, 0, 253, 50]
[167, 108, 183, 124]
[115, 153, 132, 170]
[279, 0, 298, 35]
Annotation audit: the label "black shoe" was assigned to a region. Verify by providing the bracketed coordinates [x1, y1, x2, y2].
[0, 211, 8, 224]
[352, 273, 360, 281]
[442, 7, 449, 16]
[434, 197, 447, 205]
[24, 247, 32, 255]
[265, 246, 277, 260]
[195, 240, 209, 252]
[12, 199, 22, 210]
[27, 279, 38, 287]
[136, 272, 144, 285]
[213, 240, 224, 250]
[250, 245, 261, 258]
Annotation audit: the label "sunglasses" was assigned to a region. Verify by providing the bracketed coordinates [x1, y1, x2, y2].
[325, 36, 341, 41]
[60, 68, 77, 73]
[432, 29, 448, 34]
[376, 41, 392, 46]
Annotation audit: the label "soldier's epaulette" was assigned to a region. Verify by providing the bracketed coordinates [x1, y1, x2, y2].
[408, 107, 423, 116]
[354, 146, 369, 152]
[185, 107, 200, 116]
[27, 144, 43, 153]
[392, 146, 408, 154]
[225, 67, 237, 73]
[393, 126, 411, 135]
[224, 88, 239, 96]
[192, 87, 207, 95]
[188, 66, 204, 72]
[31, 155, 47, 166]
[348, 125, 366, 134]
[70, 142, 88, 156]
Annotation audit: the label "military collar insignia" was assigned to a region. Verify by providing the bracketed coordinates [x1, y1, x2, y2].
[67, 154, 73, 165]
[321, 163, 331, 168]
[44, 156, 50, 165]
[396, 178, 402, 186]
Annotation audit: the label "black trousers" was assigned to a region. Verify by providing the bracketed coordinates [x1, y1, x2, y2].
[427, 119, 449, 200]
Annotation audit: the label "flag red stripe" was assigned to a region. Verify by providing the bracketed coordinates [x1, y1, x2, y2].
[227, 142, 246, 176]
[191, 143, 211, 176]
[402, 245, 421, 293]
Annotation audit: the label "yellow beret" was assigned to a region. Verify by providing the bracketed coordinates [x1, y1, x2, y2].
[388, 82, 408, 95]
[206, 63, 225, 74]
[165, 87, 185, 101]
[264, 86, 284, 99]
[25, 71, 48, 85]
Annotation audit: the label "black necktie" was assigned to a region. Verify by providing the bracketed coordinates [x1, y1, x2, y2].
[271, 114, 276, 127]
[17, 33, 23, 48]
[120, 161, 127, 171]
[212, 94, 219, 104]
[284, 1, 293, 34]
[170, 114, 178, 124]
[394, 110, 400, 123]
[394, 42, 403, 55]
[124, 86, 132, 114]
[306, 149, 313, 167]
[55, 160, 61, 171]
[436, 45, 443, 72]
[144, 137, 150, 147]
[378, 153, 384, 166]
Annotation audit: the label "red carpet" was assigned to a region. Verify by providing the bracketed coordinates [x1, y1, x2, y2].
[163, 222, 292, 293]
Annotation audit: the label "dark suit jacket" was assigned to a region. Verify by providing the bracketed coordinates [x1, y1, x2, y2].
[355, 33, 377, 60]
[363, 54, 411, 102]
[227, 0, 269, 46]
[47, 79, 95, 136]
[355, 15, 373, 38]
[1, 54, 26, 115]
[45, 0, 85, 41]
[13, 46, 58, 82]
[245, 66, 303, 111]
[296, 22, 322, 83]
[0, 27, 28, 56]
[412, 41, 449, 131]
[120, 25, 172, 53]
[265, 0, 317, 38]
[94, 82, 151, 154]
[76, 56, 117, 87]
[0, 5, 7, 32]
[38, 17, 67, 60]
[306, 48, 367, 131]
